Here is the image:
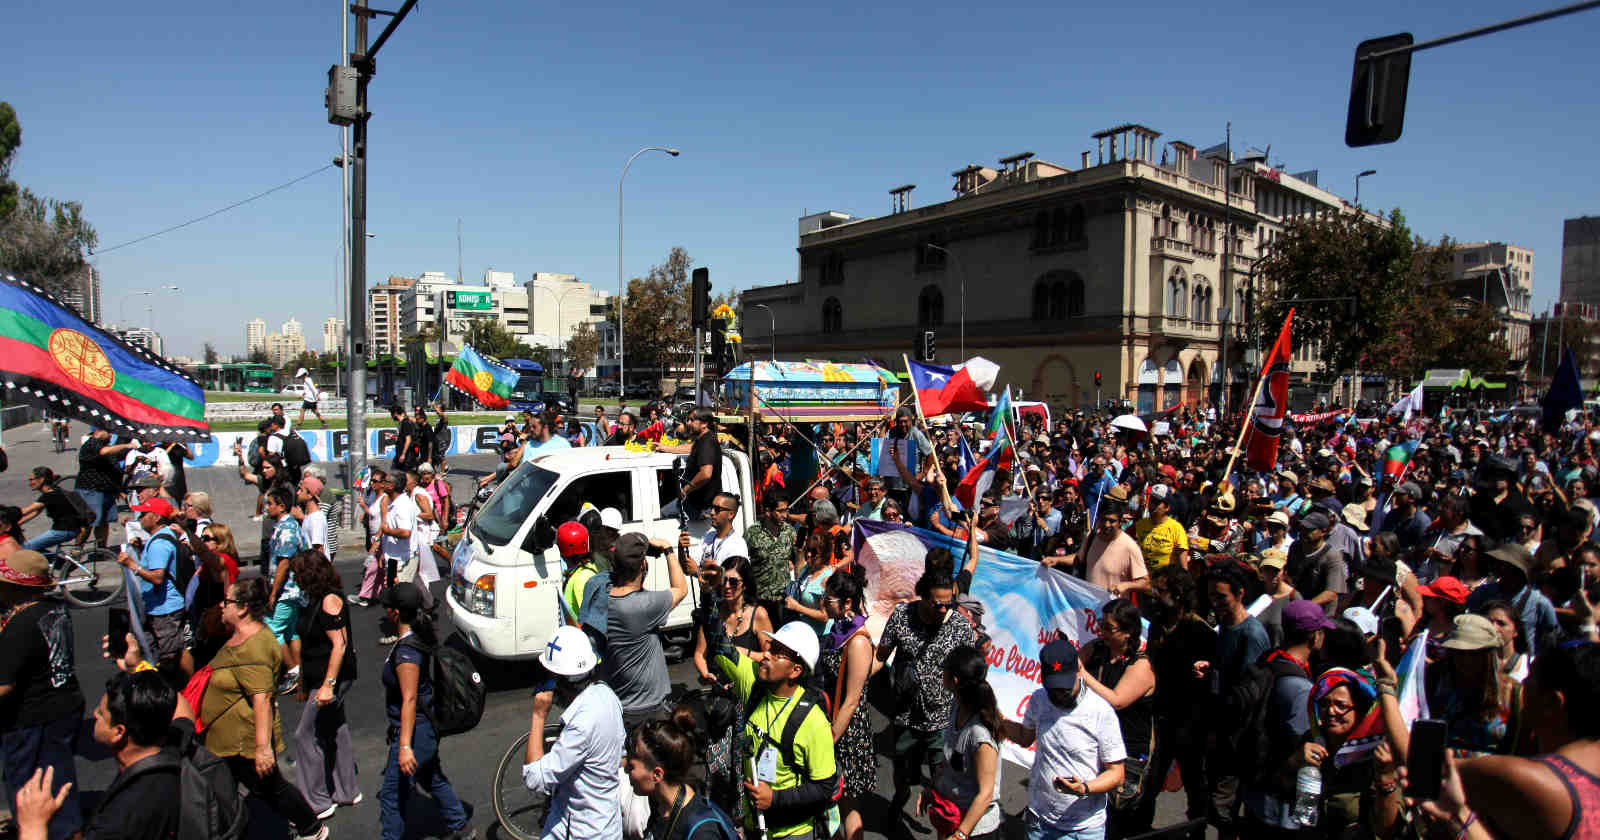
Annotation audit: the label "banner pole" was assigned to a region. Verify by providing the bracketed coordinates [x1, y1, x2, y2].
[1223, 360, 1271, 480]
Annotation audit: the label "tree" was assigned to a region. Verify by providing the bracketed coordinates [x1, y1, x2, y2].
[0, 102, 19, 219]
[462, 318, 524, 360]
[202, 342, 219, 364]
[247, 348, 269, 364]
[565, 320, 600, 374]
[283, 350, 320, 376]
[622, 246, 693, 380]
[0, 104, 98, 299]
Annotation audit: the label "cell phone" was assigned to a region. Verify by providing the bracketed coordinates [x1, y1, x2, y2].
[1406, 719, 1449, 801]
[107, 607, 132, 659]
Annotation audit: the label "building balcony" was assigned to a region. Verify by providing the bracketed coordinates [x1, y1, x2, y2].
[1153, 317, 1221, 340]
[1151, 237, 1193, 257]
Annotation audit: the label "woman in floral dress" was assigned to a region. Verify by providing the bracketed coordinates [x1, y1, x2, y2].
[818, 563, 875, 840]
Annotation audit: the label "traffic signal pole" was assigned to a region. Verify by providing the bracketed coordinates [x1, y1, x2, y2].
[339, 0, 417, 486]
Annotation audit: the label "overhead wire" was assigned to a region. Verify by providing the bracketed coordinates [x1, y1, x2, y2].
[92, 163, 336, 256]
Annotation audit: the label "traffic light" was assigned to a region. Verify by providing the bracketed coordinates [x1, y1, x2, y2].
[1094, 370, 1102, 387]
[921, 330, 936, 362]
[691, 268, 711, 328]
[1345, 33, 1414, 147]
[710, 328, 726, 375]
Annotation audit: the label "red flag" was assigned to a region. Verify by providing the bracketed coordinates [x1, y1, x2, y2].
[1243, 310, 1294, 472]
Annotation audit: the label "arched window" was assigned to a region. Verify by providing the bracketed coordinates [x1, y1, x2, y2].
[918, 285, 944, 326]
[1067, 205, 1086, 242]
[1066, 273, 1084, 317]
[1050, 208, 1067, 246]
[1192, 276, 1212, 322]
[1032, 212, 1050, 249]
[1032, 271, 1086, 320]
[1168, 269, 1188, 318]
[1032, 282, 1050, 319]
[821, 297, 842, 333]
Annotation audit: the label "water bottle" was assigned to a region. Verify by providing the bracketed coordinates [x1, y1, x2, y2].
[1292, 765, 1322, 828]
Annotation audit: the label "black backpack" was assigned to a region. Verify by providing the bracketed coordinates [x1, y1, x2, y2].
[101, 726, 248, 840]
[148, 531, 197, 598]
[1218, 651, 1310, 785]
[743, 686, 839, 788]
[282, 432, 311, 470]
[400, 636, 486, 736]
[65, 489, 94, 527]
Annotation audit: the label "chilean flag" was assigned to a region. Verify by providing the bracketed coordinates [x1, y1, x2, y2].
[955, 453, 998, 509]
[907, 356, 999, 417]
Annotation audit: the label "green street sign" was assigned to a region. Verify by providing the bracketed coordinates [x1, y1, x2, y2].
[447, 290, 493, 311]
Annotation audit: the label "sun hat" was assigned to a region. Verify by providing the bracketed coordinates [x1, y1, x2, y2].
[1341, 503, 1370, 531]
[0, 550, 53, 588]
[1485, 542, 1532, 576]
[1442, 614, 1501, 651]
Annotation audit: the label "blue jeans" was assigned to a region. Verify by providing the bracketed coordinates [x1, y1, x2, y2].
[23, 529, 77, 552]
[77, 489, 117, 527]
[1026, 810, 1106, 840]
[379, 718, 468, 840]
[1, 712, 85, 840]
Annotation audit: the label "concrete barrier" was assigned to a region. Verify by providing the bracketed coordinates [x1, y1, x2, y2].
[195, 424, 518, 467]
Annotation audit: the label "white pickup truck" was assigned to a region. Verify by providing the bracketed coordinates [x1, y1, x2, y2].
[445, 446, 756, 660]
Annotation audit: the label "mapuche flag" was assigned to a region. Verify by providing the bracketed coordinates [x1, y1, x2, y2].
[0, 273, 209, 441]
[1382, 440, 1419, 478]
[1242, 309, 1294, 472]
[444, 345, 517, 409]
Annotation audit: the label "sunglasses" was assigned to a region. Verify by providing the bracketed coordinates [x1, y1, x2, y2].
[712, 505, 737, 514]
[220, 598, 240, 606]
[201, 535, 217, 542]
[928, 598, 959, 611]
[722, 578, 743, 588]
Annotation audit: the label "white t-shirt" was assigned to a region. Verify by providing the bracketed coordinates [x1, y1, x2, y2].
[301, 509, 330, 560]
[1022, 685, 1127, 830]
[699, 527, 748, 571]
[380, 492, 418, 561]
[300, 377, 321, 403]
[267, 432, 286, 456]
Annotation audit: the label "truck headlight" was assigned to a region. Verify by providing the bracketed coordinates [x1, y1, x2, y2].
[453, 572, 496, 617]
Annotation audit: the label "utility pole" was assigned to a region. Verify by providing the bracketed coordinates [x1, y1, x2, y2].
[1220, 121, 1232, 414]
[336, 0, 417, 485]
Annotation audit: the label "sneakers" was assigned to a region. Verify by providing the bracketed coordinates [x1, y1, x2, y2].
[315, 804, 337, 820]
[348, 596, 370, 608]
[337, 793, 363, 808]
[278, 667, 301, 696]
[295, 827, 329, 840]
[378, 635, 398, 645]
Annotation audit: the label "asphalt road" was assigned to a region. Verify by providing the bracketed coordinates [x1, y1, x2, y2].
[0, 419, 1196, 840]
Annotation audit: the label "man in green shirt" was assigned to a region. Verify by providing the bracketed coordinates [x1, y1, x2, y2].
[744, 492, 797, 624]
[712, 620, 839, 840]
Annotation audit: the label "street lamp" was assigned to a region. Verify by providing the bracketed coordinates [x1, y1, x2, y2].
[921, 243, 967, 360]
[1355, 169, 1377, 206]
[617, 146, 680, 393]
[753, 303, 776, 364]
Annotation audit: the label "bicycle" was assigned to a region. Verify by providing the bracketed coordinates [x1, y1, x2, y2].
[42, 542, 124, 608]
[50, 418, 70, 453]
[492, 721, 563, 840]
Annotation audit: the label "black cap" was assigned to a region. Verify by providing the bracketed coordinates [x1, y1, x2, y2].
[1039, 638, 1079, 690]
[614, 532, 651, 566]
[381, 582, 424, 611]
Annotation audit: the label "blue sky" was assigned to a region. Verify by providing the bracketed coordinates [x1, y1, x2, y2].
[7, 0, 1598, 357]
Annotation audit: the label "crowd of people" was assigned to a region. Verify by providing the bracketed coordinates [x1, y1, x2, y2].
[7, 391, 1600, 840]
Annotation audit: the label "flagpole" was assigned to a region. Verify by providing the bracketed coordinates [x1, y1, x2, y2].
[903, 354, 930, 422]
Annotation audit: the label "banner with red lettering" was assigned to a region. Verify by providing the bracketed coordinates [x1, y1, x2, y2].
[852, 519, 1112, 767]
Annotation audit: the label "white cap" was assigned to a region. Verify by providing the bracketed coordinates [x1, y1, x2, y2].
[1342, 606, 1380, 636]
[760, 621, 820, 672]
[600, 507, 624, 530]
[295, 367, 308, 378]
[539, 626, 597, 676]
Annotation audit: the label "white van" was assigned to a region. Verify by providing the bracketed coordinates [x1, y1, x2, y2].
[445, 446, 756, 660]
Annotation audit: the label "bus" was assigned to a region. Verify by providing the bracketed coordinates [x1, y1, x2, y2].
[501, 359, 545, 413]
[192, 362, 276, 393]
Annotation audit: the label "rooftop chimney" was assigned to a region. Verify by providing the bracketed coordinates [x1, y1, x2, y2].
[890, 184, 915, 214]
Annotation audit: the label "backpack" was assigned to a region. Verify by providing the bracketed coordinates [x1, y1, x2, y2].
[743, 686, 837, 785]
[149, 531, 198, 601]
[682, 805, 742, 840]
[65, 489, 94, 527]
[282, 432, 311, 470]
[101, 726, 248, 840]
[399, 637, 486, 737]
[1218, 651, 1309, 785]
[577, 572, 613, 662]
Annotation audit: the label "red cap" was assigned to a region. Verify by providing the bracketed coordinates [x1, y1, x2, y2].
[556, 521, 589, 559]
[1417, 576, 1470, 606]
[130, 497, 176, 519]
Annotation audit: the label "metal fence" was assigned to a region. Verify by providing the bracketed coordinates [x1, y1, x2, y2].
[1, 403, 42, 431]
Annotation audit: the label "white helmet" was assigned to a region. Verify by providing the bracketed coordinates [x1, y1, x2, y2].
[539, 626, 597, 677]
[600, 507, 624, 530]
[760, 621, 820, 672]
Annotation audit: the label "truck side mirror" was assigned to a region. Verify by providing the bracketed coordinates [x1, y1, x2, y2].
[525, 514, 556, 554]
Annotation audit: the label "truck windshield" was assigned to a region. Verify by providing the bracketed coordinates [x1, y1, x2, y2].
[471, 463, 559, 548]
[510, 374, 543, 402]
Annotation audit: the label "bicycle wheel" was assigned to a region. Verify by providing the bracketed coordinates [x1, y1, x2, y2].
[493, 722, 562, 840]
[57, 548, 124, 608]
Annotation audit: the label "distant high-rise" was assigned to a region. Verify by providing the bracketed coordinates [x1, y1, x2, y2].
[282, 317, 302, 337]
[265, 331, 306, 368]
[1561, 217, 1600, 309]
[246, 319, 267, 355]
[322, 317, 346, 354]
